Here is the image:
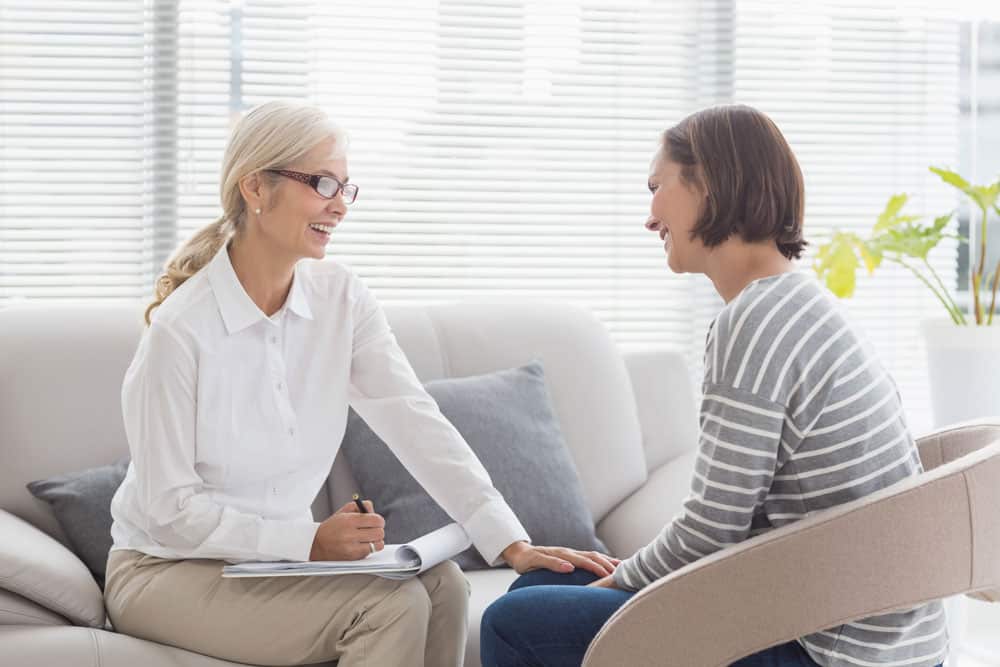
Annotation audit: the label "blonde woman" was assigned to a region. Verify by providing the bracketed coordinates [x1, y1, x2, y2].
[104, 101, 615, 667]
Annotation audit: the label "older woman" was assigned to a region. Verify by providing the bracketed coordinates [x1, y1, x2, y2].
[480, 105, 947, 667]
[103, 101, 615, 667]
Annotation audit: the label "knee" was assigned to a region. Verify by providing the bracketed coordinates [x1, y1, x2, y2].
[509, 568, 598, 591]
[481, 589, 527, 641]
[424, 560, 470, 613]
[374, 578, 432, 630]
[480, 591, 534, 666]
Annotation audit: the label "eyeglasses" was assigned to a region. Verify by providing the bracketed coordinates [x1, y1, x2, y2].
[265, 169, 359, 204]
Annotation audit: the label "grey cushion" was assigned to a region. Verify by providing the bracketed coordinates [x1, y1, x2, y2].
[26, 459, 129, 587]
[341, 361, 606, 569]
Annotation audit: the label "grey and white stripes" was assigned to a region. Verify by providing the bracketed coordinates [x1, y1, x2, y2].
[613, 271, 947, 667]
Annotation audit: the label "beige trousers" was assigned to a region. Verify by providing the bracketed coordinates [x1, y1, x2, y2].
[105, 549, 470, 667]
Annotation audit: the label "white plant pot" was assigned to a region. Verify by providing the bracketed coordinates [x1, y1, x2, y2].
[921, 318, 1000, 428]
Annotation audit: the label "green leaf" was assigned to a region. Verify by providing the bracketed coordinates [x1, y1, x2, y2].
[931, 167, 1000, 212]
[874, 194, 910, 232]
[881, 224, 946, 260]
[814, 232, 861, 297]
[930, 166, 971, 192]
[853, 238, 882, 273]
[931, 214, 952, 233]
[969, 182, 1000, 212]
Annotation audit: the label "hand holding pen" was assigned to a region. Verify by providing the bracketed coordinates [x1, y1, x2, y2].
[308, 493, 384, 561]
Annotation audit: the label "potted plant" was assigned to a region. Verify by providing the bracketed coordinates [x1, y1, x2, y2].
[813, 167, 1000, 427]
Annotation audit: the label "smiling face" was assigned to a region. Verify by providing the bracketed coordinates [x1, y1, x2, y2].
[645, 153, 709, 274]
[243, 136, 350, 262]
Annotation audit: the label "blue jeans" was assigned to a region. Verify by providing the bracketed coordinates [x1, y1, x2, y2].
[480, 570, 824, 667]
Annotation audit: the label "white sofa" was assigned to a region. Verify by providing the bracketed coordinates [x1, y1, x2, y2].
[0, 301, 701, 667]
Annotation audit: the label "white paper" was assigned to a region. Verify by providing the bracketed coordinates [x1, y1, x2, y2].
[221, 523, 472, 579]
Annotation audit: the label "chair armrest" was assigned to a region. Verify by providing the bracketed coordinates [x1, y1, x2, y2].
[916, 417, 1000, 471]
[0, 510, 104, 627]
[584, 442, 1000, 666]
[621, 347, 699, 472]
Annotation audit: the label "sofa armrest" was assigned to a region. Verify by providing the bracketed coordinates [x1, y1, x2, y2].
[621, 347, 699, 472]
[0, 588, 70, 627]
[0, 510, 104, 627]
[584, 442, 1000, 666]
[596, 450, 697, 557]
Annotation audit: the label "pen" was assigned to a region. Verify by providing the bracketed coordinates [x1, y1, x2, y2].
[352, 493, 369, 514]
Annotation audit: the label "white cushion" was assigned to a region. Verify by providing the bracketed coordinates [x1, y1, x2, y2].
[0, 511, 104, 628]
[0, 589, 68, 627]
[597, 450, 698, 558]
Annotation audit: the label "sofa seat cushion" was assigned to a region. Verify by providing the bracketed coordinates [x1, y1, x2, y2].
[0, 626, 334, 667]
[464, 567, 520, 667]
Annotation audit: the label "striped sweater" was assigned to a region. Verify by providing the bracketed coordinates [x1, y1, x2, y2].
[613, 271, 947, 667]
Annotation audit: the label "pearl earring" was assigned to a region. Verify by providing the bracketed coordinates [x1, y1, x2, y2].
[254, 208, 261, 215]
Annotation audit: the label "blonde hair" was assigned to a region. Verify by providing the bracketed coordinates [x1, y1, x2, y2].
[144, 101, 347, 325]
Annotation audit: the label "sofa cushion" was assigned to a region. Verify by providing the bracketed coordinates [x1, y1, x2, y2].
[377, 302, 648, 523]
[464, 568, 521, 667]
[0, 304, 142, 545]
[342, 362, 607, 569]
[0, 510, 105, 628]
[0, 589, 69, 627]
[27, 459, 129, 588]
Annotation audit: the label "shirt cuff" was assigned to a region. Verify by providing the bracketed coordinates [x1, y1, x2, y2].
[462, 499, 530, 566]
[612, 555, 643, 591]
[257, 519, 321, 561]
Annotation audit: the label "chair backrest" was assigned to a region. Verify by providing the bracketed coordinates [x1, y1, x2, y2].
[584, 422, 1000, 667]
[916, 419, 1000, 602]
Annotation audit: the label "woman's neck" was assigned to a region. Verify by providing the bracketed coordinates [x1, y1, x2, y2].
[227, 234, 296, 317]
[704, 241, 796, 303]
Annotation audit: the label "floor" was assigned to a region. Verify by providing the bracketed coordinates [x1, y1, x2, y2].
[946, 598, 1000, 667]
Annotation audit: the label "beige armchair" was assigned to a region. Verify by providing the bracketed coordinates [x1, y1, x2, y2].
[584, 420, 1000, 667]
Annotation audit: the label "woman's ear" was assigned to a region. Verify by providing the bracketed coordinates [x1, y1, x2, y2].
[238, 172, 264, 213]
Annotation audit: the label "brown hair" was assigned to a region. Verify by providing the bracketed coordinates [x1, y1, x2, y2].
[662, 104, 806, 260]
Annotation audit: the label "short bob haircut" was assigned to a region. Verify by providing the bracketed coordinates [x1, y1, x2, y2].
[662, 104, 807, 260]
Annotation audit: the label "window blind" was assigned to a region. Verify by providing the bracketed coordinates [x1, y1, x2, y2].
[731, 0, 959, 433]
[1, 0, 961, 433]
[0, 0, 151, 299]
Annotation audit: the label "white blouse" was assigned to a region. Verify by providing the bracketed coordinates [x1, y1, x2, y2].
[109, 245, 529, 564]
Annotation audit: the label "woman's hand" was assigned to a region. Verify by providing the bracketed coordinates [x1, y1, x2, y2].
[587, 574, 621, 589]
[309, 500, 386, 561]
[501, 541, 620, 578]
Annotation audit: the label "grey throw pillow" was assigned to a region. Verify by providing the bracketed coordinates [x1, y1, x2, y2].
[341, 361, 606, 570]
[26, 458, 129, 588]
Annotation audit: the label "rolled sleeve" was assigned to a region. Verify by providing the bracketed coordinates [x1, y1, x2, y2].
[463, 499, 531, 566]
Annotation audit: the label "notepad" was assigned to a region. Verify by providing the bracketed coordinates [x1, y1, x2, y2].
[221, 523, 473, 579]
